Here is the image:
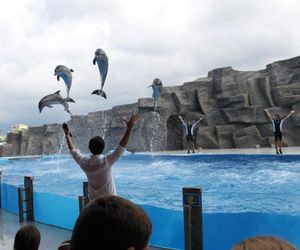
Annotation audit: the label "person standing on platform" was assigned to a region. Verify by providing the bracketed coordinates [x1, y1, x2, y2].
[265, 109, 295, 154]
[178, 116, 203, 154]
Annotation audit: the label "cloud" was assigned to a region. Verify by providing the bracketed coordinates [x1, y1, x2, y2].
[1, 0, 300, 133]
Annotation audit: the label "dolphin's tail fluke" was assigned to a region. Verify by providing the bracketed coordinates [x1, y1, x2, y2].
[65, 98, 75, 103]
[91, 89, 107, 99]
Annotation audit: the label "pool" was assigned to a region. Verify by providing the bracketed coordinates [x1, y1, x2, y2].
[1, 153, 300, 249]
[1, 153, 300, 214]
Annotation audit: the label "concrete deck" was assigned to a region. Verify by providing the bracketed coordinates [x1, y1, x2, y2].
[0, 209, 168, 250]
[0, 209, 71, 250]
[148, 146, 300, 155]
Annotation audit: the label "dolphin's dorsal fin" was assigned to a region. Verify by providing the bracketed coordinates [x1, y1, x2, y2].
[55, 90, 60, 94]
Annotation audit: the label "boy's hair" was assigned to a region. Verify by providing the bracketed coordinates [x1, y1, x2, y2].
[232, 236, 296, 250]
[70, 196, 152, 250]
[275, 114, 280, 119]
[88, 136, 105, 155]
[14, 225, 41, 250]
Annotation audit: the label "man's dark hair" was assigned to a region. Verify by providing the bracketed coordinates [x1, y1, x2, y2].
[232, 235, 296, 250]
[14, 225, 41, 250]
[88, 136, 105, 155]
[70, 196, 152, 250]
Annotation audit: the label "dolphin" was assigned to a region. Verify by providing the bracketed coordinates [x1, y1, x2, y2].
[54, 65, 74, 102]
[92, 48, 109, 99]
[148, 78, 163, 112]
[38, 90, 75, 114]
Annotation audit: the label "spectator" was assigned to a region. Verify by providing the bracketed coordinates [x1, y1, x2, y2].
[62, 115, 138, 200]
[14, 225, 41, 250]
[70, 196, 152, 250]
[232, 235, 296, 250]
[58, 240, 71, 250]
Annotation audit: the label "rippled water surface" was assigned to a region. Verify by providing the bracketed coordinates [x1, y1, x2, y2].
[0, 153, 299, 214]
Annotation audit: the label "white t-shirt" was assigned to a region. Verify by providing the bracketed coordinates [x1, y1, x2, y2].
[70, 145, 125, 200]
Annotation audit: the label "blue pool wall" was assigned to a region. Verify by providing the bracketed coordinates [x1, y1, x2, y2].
[2, 183, 300, 250]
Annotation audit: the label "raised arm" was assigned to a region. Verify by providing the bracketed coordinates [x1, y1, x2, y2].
[264, 109, 273, 121]
[283, 110, 295, 121]
[63, 123, 75, 151]
[196, 117, 204, 124]
[178, 116, 186, 125]
[119, 115, 138, 148]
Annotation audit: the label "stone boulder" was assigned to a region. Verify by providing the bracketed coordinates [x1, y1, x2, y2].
[216, 125, 236, 148]
[41, 124, 62, 155]
[138, 98, 154, 111]
[197, 126, 219, 149]
[5, 131, 22, 156]
[272, 83, 300, 107]
[216, 94, 249, 108]
[25, 127, 44, 155]
[222, 106, 269, 124]
[0, 144, 14, 156]
[233, 125, 269, 148]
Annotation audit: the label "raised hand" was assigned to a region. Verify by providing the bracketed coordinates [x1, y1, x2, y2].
[198, 117, 204, 122]
[123, 115, 138, 129]
[62, 123, 72, 137]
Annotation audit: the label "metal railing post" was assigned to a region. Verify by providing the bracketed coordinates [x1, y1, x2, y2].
[18, 186, 24, 222]
[18, 176, 34, 222]
[79, 181, 89, 213]
[24, 176, 34, 221]
[0, 171, 2, 208]
[182, 187, 203, 250]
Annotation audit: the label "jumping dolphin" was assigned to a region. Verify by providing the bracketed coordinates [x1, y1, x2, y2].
[148, 78, 163, 112]
[54, 65, 74, 102]
[38, 90, 75, 114]
[92, 48, 109, 99]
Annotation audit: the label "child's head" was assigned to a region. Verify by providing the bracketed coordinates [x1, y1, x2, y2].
[70, 196, 152, 250]
[14, 225, 41, 250]
[275, 114, 280, 120]
[89, 136, 105, 155]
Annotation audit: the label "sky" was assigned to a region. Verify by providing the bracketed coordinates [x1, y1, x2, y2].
[1, 0, 300, 134]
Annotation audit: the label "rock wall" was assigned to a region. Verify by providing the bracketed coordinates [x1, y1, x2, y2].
[2, 55, 300, 156]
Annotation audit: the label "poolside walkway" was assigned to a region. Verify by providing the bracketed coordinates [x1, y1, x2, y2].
[0, 209, 169, 250]
[0, 209, 71, 250]
[149, 146, 300, 155]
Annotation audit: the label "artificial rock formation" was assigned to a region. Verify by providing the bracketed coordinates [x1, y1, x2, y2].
[2, 55, 300, 156]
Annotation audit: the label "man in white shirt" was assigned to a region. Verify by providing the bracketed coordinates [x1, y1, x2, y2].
[62, 115, 138, 200]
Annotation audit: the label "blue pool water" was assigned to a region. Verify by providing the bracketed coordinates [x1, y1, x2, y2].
[0, 153, 300, 215]
[1, 153, 300, 249]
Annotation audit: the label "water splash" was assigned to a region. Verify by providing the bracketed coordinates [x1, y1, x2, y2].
[48, 128, 66, 173]
[58, 134, 65, 155]
[100, 102, 107, 139]
[149, 112, 161, 157]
